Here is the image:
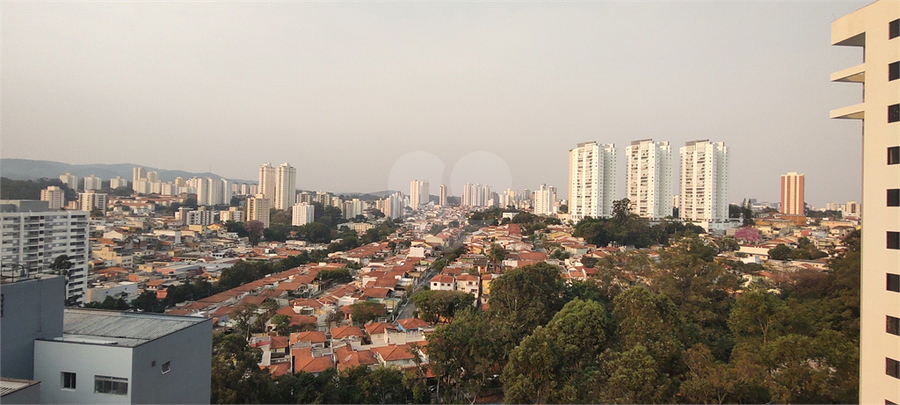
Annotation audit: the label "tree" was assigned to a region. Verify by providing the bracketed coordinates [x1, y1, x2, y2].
[349, 301, 386, 325]
[488, 243, 506, 269]
[488, 262, 566, 346]
[210, 333, 274, 404]
[411, 290, 475, 323]
[427, 308, 501, 403]
[271, 314, 291, 336]
[244, 220, 264, 245]
[728, 285, 790, 346]
[612, 198, 631, 222]
[767, 243, 792, 261]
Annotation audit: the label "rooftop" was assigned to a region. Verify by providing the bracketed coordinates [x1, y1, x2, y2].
[52, 309, 208, 347]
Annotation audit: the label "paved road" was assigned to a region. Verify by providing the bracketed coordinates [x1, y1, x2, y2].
[394, 268, 435, 320]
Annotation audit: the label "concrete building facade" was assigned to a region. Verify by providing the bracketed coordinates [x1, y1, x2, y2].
[292, 203, 316, 226]
[41, 186, 66, 210]
[275, 163, 296, 210]
[533, 184, 557, 216]
[679, 140, 729, 224]
[830, 2, 900, 402]
[780, 172, 805, 216]
[626, 139, 673, 219]
[246, 194, 271, 228]
[568, 141, 617, 221]
[259, 163, 276, 202]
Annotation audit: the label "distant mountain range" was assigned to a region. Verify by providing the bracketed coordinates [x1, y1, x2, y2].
[0, 158, 254, 184]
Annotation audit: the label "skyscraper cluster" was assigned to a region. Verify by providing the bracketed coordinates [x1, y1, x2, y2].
[409, 180, 430, 209]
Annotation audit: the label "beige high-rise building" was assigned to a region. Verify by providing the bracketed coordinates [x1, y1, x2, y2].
[410, 180, 429, 209]
[275, 163, 296, 210]
[439, 184, 447, 206]
[59, 173, 78, 191]
[568, 141, 616, 221]
[831, 1, 900, 402]
[83, 175, 102, 191]
[780, 172, 805, 216]
[259, 163, 276, 201]
[41, 186, 65, 209]
[626, 139, 673, 220]
[246, 194, 271, 228]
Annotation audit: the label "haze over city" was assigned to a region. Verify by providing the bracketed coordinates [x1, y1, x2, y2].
[1, 1, 873, 206]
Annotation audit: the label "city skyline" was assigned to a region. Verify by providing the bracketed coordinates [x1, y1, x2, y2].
[1, 1, 873, 206]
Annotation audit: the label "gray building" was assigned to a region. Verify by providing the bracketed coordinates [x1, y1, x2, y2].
[34, 310, 212, 404]
[0, 275, 66, 380]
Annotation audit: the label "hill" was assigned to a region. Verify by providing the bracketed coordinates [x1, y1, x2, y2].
[0, 158, 253, 183]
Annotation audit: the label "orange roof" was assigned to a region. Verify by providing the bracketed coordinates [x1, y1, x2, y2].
[336, 349, 378, 371]
[397, 317, 428, 330]
[365, 322, 398, 336]
[265, 362, 292, 377]
[292, 348, 334, 373]
[330, 326, 365, 340]
[270, 335, 289, 350]
[371, 344, 416, 362]
[362, 288, 391, 299]
[290, 331, 327, 345]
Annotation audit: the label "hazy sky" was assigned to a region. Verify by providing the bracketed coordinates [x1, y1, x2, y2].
[1, 1, 873, 207]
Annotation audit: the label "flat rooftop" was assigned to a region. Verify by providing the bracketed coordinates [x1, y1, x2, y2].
[50, 309, 208, 347]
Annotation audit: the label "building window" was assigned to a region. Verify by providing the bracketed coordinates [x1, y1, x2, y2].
[890, 190, 900, 207]
[889, 316, 900, 336]
[889, 232, 900, 250]
[891, 147, 900, 165]
[891, 104, 900, 123]
[161, 361, 171, 374]
[891, 18, 899, 39]
[891, 62, 900, 81]
[94, 375, 128, 395]
[888, 358, 900, 379]
[889, 273, 900, 292]
[61, 372, 76, 390]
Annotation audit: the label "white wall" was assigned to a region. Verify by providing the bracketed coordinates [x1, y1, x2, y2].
[34, 341, 134, 404]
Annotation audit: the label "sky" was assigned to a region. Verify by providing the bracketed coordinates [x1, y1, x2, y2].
[1, 0, 873, 207]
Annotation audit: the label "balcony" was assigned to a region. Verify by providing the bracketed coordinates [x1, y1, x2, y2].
[830, 103, 865, 120]
[830, 63, 865, 83]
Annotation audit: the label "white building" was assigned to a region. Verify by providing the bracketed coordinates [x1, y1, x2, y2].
[131, 167, 145, 185]
[146, 171, 159, 183]
[343, 198, 364, 219]
[626, 139, 673, 219]
[34, 309, 211, 404]
[246, 194, 271, 228]
[439, 184, 447, 206]
[41, 186, 66, 210]
[275, 163, 296, 210]
[83, 175, 102, 192]
[78, 191, 108, 212]
[568, 141, 617, 221]
[680, 140, 729, 224]
[185, 207, 216, 226]
[533, 184, 557, 216]
[381, 192, 404, 219]
[221, 178, 233, 206]
[409, 180, 429, 209]
[59, 173, 78, 192]
[219, 207, 244, 223]
[830, 2, 899, 402]
[85, 282, 139, 304]
[0, 200, 89, 305]
[292, 203, 316, 226]
[109, 176, 128, 189]
[259, 163, 276, 201]
[462, 183, 492, 208]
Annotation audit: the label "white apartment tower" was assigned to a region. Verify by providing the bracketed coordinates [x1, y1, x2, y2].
[259, 163, 276, 201]
[679, 140, 729, 224]
[831, 2, 900, 402]
[82, 175, 102, 191]
[439, 185, 448, 206]
[109, 176, 128, 189]
[292, 203, 316, 226]
[78, 191, 107, 212]
[533, 184, 557, 216]
[780, 172, 805, 216]
[41, 186, 66, 210]
[410, 180, 430, 209]
[275, 163, 296, 210]
[626, 139, 674, 219]
[0, 200, 90, 305]
[59, 173, 78, 191]
[246, 194, 271, 228]
[462, 183, 492, 208]
[568, 141, 617, 221]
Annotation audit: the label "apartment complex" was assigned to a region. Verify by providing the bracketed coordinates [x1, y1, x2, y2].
[40, 186, 66, 210]
[679, 140, 729, 225]
[275, 163, 296, 210]
[830, 1, 900, 403]
[292, 203, 316, 226]
[568, 141, 616, 221]
[0, 200, 89, 305]
[246, 194, 271, 228]
[259, 163, 276, 201]
[409, 180, 430, 209]
[533, 184, 557, 216]
[625, 139, 674, 219]
[780, 172, 805, 216]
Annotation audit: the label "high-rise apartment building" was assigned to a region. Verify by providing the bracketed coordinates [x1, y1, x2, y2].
[292, 203, 316, 226]
[830, 2, 900, 402]
[462, 183, 493, 208]
[41, 186, 66, 210]
[780, 172, 805, 216]
[82, 175, 102, 191]
[275, 163, 296, 210]
[0, 200, 90, 304]
[259, 163, 276, 201]
[132, 167, 145, 184]
[246, 194, 271, 228]
[59, 173, 78, 191]
[679, 140, 729, 224]
[109, 176, 128, 189]
[410, 180, 430, 209]
[439, 185, 447, 206]
[568, 141, 617, 221]
[626, 139, 673, 219]
[221, 178, 233, 206]
[533, 184, 557, 216]
[380, 193, 404, 219]
[78, 191, 107, 212]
